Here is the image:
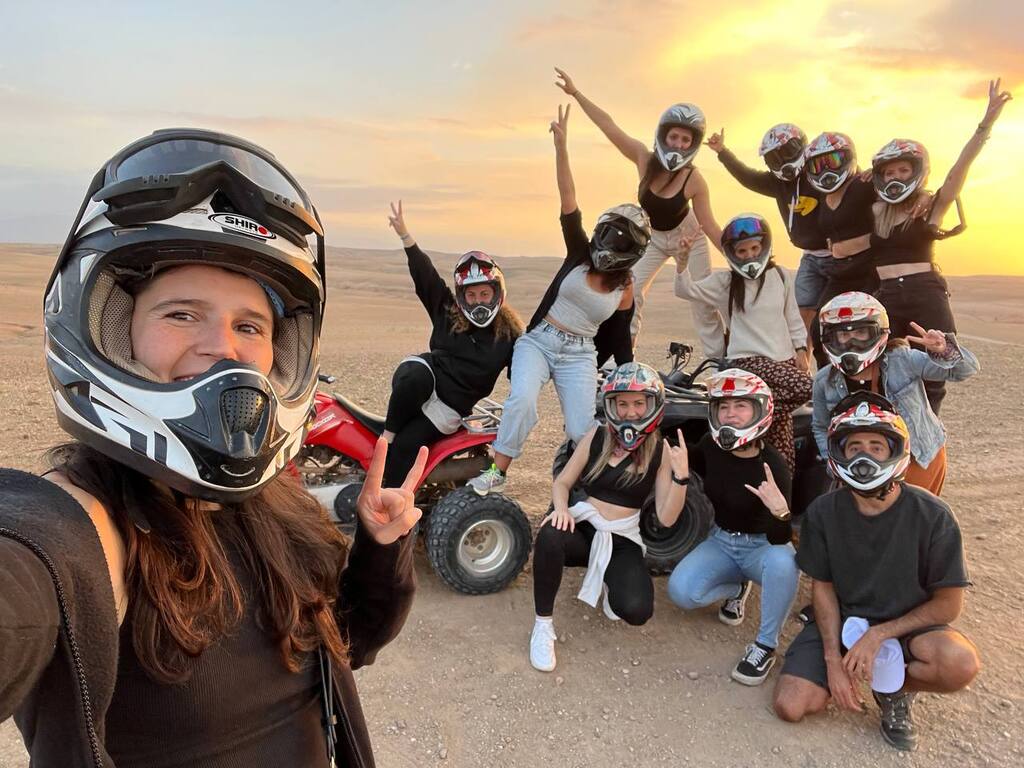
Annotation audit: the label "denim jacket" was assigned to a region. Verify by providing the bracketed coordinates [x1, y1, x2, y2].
[812, 337, 980, 468]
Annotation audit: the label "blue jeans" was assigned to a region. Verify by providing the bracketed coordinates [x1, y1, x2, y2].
[794, 249, 843, 309]
[493, 322, 598, 459]
[667, 525, 799, 649]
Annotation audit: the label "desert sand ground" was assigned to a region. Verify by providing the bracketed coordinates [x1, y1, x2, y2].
[1, 242, 1022, 767]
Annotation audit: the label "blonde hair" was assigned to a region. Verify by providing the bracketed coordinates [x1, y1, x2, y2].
[583, 427, 661, 488]
[874, 189, 930, 239]
[447, 303, 525, 342]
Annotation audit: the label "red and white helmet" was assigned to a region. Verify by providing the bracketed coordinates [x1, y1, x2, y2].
[707, 368, 774, 451]
[805, 132, 856, 193]
[827, 393, 911, 496]
[759, 123, 808, 181]
[601, 362, 665, 451]
[871, 139, 930, 204]
[819, 292, 890, 376]
[654, 103, 706, 172]
[453, 251, 506, 328]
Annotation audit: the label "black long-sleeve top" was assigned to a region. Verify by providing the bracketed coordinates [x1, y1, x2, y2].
[527, 209, 635, 367]
[404, 243, 516, 414]
[0, 468, 415, 768]
[690, 433, 793, 544]
[717, 149, 828, 251]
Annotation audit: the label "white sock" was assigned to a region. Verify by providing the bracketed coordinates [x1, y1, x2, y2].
[534, 615, 553, 626]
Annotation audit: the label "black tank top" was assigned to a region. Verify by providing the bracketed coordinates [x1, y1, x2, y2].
[639, 167, 694, 232]
[817, 177, 876, 244]
[104, 518, 330, 768]
[581, 429, 663, 508]
[870, 212, 939, 268]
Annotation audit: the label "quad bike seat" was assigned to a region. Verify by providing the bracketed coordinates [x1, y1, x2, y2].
[332, 393, 387, 435]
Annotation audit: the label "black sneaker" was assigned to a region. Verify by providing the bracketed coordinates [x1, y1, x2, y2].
[873, 691, 918, 751]
[718, 581, 752, 626]
[731, 643, 776, 686]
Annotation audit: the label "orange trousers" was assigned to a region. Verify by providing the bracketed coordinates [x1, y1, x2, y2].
[905, 445, 947, 496]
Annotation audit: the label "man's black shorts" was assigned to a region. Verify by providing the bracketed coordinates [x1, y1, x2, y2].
[780, 620, 964, 691]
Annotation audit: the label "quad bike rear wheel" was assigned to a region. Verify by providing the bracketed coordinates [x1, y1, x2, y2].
[425, 487, 532, 595]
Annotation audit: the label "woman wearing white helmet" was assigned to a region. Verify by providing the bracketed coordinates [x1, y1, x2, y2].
[381, 201, 523, 486]
[468, 104, 646, 495]
[869, 78, 1012, 414]
[813, 291, 980, 495]
[0, 129, 420, 767]
[673, 213, 813, 474]
[554, 68, 726, 355]
[529, 363, 690, 672]
[667, 369, 800, 687]
[706, 123, 837, 342]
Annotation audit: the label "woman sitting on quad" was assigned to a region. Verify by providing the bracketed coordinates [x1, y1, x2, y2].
[529, 363, 690, 672]
[383, 201, 524, 487]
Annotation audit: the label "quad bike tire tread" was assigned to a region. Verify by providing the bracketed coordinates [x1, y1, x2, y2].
[425, 486, 532, 595]
[640, 471, 715, 574]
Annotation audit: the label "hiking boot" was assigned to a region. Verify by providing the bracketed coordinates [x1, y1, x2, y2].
[719, 581, 752, 626]
[467, 464, 506, 496]
[873, 691, 918, 751]
[530, 619, 557, 672]
[731, 643, 776, 686]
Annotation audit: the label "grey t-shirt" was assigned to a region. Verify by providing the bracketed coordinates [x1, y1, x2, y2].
[796, 484, 971, 623]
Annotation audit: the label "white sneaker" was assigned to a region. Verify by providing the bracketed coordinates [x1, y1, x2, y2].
[467, 465, 506, 496]
[602, 584, 621, 621]
[530, 619, 557, 672]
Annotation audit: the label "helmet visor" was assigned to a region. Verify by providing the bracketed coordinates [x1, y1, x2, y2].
[593, 217, 650, 256]
[821, 321, 885, 354]
[807, 150, 849, 176]
[763, 141, 804, 172]
[96, 134, 323, 248]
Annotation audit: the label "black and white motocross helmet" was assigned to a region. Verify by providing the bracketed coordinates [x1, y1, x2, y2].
[654, 103, 706, 172]
[590, 204, 652, 272]
[43, 128, 327, 502]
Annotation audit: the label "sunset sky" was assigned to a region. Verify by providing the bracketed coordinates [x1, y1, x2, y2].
[2, 0, 1021, 274]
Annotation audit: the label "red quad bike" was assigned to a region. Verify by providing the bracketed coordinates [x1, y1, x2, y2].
[295, 374, 532, 594]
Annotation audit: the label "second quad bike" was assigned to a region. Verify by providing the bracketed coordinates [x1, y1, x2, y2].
[552, 342, 829, 574]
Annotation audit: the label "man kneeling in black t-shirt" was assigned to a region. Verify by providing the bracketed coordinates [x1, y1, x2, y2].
[772, 393, 979, 752]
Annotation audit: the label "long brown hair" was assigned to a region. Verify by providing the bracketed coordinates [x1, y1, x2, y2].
[49, 443, 349, 684]
[583, 427, 661, 489]
[447, 303, 525, 341]
[728, 261, 778, 317]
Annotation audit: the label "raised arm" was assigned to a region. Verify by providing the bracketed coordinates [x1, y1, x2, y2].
[654, 429, 689, 526]
[388, 200, 452, 314]
[551, 103, 578, 215]
[555, 67, 648, 169]
[707, 128, 779, 197]
[931, 78, 1012, 222]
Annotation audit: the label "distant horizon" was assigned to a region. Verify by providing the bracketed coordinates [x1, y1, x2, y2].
[2, 240, 1022, 284]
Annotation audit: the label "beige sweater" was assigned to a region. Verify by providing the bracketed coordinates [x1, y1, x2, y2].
[674, 266, 805, 361]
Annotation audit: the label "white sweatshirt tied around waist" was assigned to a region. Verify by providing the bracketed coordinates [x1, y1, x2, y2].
[568, 501, 646, 609]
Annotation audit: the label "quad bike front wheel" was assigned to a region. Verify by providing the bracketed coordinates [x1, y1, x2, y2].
[425, 487, 532, 595]
[640, 471, 714, 574]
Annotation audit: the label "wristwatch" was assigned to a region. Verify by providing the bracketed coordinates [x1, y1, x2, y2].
[671, 473, 690, 486]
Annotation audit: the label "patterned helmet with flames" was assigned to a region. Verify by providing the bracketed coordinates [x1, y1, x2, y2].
[453, 251, 506, 328]
[827, 392, 911, 496]
[819, 292, 891, 376]
[871, 138, 930, 204]
[707, 368, 774, 451]
[759, 123, 808, 181]
[601, 362, 665, 451]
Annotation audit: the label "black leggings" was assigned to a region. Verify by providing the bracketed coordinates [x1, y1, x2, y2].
[810, 253, 880, 367]
[532, 519, 653, 626]
[383, 359, 444, 488]
[876, 270, 957, 415]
